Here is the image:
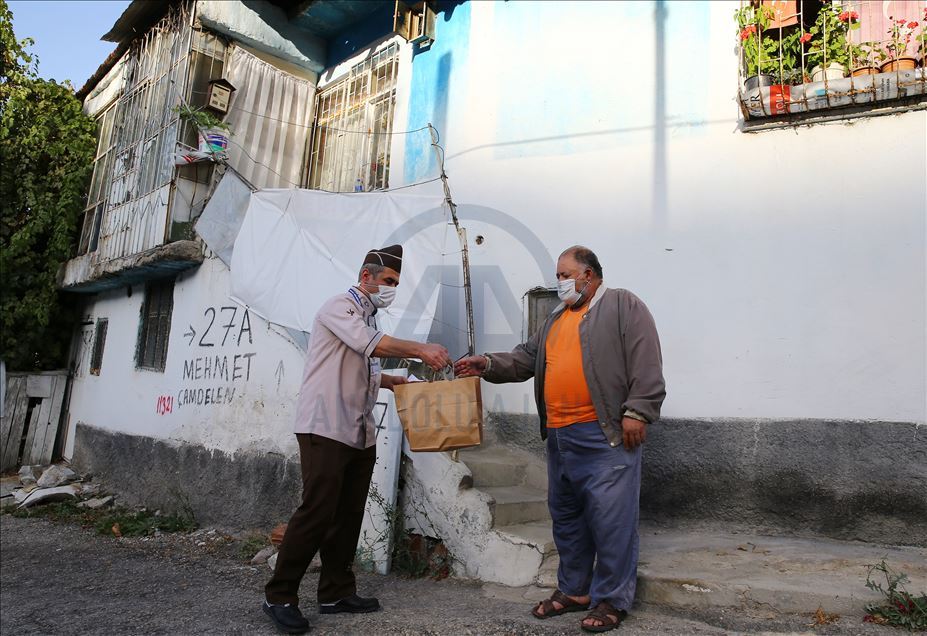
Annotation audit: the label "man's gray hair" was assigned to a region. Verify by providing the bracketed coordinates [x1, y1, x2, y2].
[562, 245, 603, 279]
[359, 262, 385, 280]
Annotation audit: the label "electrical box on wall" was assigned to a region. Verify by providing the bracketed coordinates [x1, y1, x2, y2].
[206, 78, 236, 116]
[393, 1, 436, 46]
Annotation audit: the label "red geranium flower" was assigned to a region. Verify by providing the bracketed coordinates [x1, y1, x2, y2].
[839, 11, 848, 21]
[897, 18, 908, 25]
[849, 11, 859, 21]
[908, 21, 919, 29]
[740, 24, 757, 41]
[799, 32, 812, 44]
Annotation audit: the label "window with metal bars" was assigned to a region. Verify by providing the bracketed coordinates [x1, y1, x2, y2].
[136, 280, 174, 371]
[79, 102, 120, 255]
[89, 318, 108, 376]
[736, 0, 927, 125]
[307, 44, 400, 192]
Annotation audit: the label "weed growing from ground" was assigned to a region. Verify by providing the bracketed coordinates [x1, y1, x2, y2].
[863, 559, 927, 630]
[7, 500, 197, 537]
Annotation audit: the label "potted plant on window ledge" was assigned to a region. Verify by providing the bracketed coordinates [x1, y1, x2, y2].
[881, 17, 919, 72]
[805, 5, 852, 83]
[849, 41, 884, 76]
[736, 4, 782, 90]
[173, 104, 232, 157]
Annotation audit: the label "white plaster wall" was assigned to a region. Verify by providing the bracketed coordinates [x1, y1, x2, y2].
[402, 0, 926, 424]
[65, 256, 307, 458]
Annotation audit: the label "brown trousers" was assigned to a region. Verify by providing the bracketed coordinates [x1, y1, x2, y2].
[265, 433, 376, 605]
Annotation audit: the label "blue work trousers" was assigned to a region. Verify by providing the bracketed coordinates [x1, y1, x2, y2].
[547, 420, 642, 611]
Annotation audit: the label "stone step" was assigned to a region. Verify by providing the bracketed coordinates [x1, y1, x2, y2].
[460, 446, 548, 490]
[459, 447, 527, 488]
[483, 485, 549, 526]
[496, 521, 556, 555]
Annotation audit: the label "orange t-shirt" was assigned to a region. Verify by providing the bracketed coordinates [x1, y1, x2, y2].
[543, 308, 598, 428]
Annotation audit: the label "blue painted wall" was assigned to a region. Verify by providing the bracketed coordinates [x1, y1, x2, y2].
[403, 2, 471, 183]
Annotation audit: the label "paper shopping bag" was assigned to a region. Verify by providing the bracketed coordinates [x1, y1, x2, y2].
[393, 377, 483, 452]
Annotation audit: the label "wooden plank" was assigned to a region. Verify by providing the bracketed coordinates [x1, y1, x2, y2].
[0, 378, 28, 471]
[19, 398, 44, 467]
[0, 377, 23, 452]
[37, 374, 67, 464]
[23, 390, 54, 466]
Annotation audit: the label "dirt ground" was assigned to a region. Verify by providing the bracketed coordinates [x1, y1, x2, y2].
[0, 514, 901, 635]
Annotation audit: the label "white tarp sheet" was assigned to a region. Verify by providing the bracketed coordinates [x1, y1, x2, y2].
[229, 183, 451, 340]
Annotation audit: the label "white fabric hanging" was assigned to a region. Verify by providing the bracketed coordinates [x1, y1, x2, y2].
[224, 46, 315, 189]
[229, 182, 449, 339]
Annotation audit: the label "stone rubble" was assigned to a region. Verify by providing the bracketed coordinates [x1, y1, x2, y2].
[77, 496, 115, 510]
[35, 465, 79, 489]
[250, 546, 275, 565]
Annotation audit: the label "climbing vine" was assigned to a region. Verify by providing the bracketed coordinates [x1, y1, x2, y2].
[0, 0, 96, 370]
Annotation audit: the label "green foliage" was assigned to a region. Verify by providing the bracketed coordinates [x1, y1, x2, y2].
[863, 560, 927, 631]
[735, 5, 783, 79]
[849, 41, 886, 70]
[805, 5, 851, 71]
[238, 532, 271, 561]
[357, 484, 453, 580]
[0, 0, 96, 370]
[8, 500, 198, 536]
[173, 103, 230, 132]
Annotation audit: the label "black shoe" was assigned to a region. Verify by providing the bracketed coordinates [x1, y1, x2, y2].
[319, 593, 381, 614]
[262, 600, 310, 634]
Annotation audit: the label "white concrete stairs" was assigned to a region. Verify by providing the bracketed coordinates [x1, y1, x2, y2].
[459, 446, 559, 588]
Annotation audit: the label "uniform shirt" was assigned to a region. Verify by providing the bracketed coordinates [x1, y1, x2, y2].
[543, 306, 598, 427]
[293, 287, 385, 448]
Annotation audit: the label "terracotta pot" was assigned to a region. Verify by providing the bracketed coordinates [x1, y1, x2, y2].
[270, 523, 288, 546]
[744, 74, 775, 91]
[810, 63, 847, 82]
[880, 57, 917, 72]
[850, 66, 879, 77]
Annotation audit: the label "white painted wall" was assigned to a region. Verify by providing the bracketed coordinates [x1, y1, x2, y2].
[67, 0, 926, 465]
[65, 256, 307, 458]
[396, 0, 926, 424]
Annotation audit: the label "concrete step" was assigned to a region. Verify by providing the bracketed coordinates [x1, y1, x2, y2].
[496, 521, 556, 555]
[529, 524, 927, 617]
[460, 446, 548, 490]
[459, 447, 527, 488]
[484, 485, 549, 526]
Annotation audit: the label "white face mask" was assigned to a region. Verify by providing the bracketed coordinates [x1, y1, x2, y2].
[369, 285, 396, 308]
[557, 277, 587, 305]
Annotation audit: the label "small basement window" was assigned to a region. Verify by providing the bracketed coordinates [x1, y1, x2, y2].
[90, 318, 108, 376]
[736, 0, 926, 128]
[137, 279, 174, 371]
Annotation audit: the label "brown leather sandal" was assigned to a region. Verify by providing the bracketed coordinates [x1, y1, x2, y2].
[531, 590, 588, 619]
[580, 602, 627, 633]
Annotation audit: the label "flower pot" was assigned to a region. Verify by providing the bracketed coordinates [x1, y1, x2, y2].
[197, 127, 229, 154]
[744, 74, 775, 91]
[850, 66, 879, 77]
[810, 63, 847, 82]
[880, 57, 917, 72]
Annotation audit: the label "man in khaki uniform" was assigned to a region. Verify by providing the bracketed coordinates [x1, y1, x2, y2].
[263, 244, 450, 634]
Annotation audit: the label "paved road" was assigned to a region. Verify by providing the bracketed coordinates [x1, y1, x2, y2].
[0, 515, 898, 635]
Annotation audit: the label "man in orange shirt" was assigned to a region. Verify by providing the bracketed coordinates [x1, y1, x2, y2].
[455, 246, 665, 633]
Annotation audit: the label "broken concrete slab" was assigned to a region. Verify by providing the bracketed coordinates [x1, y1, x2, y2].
[267, 552, 278, 571]
[36, 465, 79, 489]
[79, 483, 102, 497]
[18, 465, 41, 487]
[250, 546, 275, 565]
[77, 496, 114, 510]
[17, 484, 81, 509]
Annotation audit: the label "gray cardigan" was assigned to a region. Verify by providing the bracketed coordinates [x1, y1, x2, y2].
[483, 285, 666, 447]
